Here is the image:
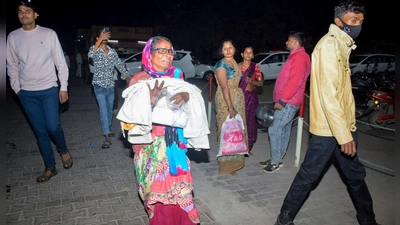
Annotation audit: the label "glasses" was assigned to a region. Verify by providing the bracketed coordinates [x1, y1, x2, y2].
[151, 48, 175, 55]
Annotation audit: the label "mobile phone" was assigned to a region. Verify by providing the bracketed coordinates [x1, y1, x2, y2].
[104, 27, 110, 33]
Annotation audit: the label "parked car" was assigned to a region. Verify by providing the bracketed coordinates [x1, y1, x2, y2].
[253, 51, 290, 80]
[120, 52, 143, 76]
[114, 52, 140, 87]
[349, 54, 395, 76]
[117, 52, 139, 61]
[122, 50, 214, 81]
[191, 55, 215, 81]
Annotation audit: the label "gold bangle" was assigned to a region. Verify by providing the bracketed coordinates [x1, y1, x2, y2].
[228, 108, 234, 112]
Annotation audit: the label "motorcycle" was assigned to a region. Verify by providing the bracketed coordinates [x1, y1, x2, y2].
[352, 71, 379, 118]
[351, 61, 395, 119]
[351, 61, 378, 81]
[374, 61, 395, 89]
[367, 87, 395, 128]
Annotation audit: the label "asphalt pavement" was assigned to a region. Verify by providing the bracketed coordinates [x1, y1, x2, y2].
[6, 76, 395, 225]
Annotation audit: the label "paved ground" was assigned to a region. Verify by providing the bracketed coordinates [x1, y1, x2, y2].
[6, 76, 395, 225]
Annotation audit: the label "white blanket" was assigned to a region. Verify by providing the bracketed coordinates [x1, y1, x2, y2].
[116, 78, 210, 149]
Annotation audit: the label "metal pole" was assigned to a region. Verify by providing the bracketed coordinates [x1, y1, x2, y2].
[207, 75, 213, 129]
[294, 92, 306, 167]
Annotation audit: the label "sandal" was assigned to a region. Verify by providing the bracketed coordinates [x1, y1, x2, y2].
[61, 151, 73, 169]
[37, 168, 58, 183]
[102, 141, 111, 149]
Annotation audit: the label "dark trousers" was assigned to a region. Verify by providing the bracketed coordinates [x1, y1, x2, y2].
[279, 132, 377, 225]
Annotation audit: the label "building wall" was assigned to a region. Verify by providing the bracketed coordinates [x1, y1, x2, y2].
[76, 25, 153, 53]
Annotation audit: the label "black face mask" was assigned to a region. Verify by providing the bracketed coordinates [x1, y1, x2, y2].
[339, 18, 362, 39]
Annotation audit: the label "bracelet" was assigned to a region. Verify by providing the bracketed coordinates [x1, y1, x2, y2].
[228, 108, 235, 112]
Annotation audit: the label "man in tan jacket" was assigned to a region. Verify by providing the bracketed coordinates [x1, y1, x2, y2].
[274, 1, 379, 225]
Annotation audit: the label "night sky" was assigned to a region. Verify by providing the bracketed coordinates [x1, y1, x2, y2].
[6, 0, 394, 57]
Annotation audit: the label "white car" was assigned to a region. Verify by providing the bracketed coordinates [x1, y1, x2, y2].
[122, 50, 215, 81]
[191, 55, 215, 81]
[253, 51, 290, 80]
[349, 54, 395, 76]
[120, 52, 143, 77]
[117, 52, 139, 61]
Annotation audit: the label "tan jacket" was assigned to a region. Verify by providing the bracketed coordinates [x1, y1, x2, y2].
[309, 24, 357, 145]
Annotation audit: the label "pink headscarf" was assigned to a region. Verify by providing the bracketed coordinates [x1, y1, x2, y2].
[141, 36, 188, 175]
[141, 36, 183, 79]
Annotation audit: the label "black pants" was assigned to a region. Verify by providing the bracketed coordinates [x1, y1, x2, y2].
[279, 132, 376, 225]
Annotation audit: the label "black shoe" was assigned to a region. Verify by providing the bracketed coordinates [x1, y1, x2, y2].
[258, 159, 283, 167]
[262, 163, 280, 173]
[274, 214, 294, 225]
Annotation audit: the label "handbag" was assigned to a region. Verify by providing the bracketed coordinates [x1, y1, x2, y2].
[217, 114, 248, 157]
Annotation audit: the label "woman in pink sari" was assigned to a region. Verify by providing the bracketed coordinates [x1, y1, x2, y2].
[237, 46, 263, 153]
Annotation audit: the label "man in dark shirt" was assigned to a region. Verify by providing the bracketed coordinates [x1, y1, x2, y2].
[88, 28, 130, 149]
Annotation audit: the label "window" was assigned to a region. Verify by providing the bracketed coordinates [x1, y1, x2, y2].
[174, 52, 187, 61]
[125, 53, 142, 63]
[254, 54, 270, 63]
[282, 54, 289, 62]
[272, 55, 280, 63]
[364, 56, 377, 64]
[117, 52, 137, 60]
[350, 55, 368, 64]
